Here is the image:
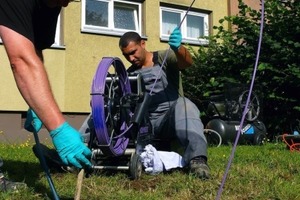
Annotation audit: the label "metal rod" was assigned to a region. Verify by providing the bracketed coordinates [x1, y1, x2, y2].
[32, 130, 60, 200]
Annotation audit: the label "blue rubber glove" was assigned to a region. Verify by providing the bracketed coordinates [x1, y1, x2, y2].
[50, 122, 92, 169]
[168, 27, 182, 52]
[24, 109, 43, 133]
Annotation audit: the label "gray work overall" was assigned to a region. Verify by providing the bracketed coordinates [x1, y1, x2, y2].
[132, 64, 208, 163]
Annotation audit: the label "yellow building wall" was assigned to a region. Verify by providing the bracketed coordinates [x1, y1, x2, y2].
[0, 0, 228, 113]
[0, 47, 26, 110]
[0, 46, 65, 111]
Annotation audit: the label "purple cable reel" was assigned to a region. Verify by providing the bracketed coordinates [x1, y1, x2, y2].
[90, 57, 152, 179]
[91, 57, 132, 156]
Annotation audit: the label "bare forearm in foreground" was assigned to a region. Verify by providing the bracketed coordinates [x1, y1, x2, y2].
[0, 26, 65, 131]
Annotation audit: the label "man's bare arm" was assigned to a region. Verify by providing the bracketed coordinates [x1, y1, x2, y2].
[0, 25, 65, 131]
[175, 45, 193, 70]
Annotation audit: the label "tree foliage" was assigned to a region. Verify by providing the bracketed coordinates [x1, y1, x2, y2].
[183, 0, 300, 138]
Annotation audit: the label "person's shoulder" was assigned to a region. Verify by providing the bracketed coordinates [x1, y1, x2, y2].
[157, 49, 176, 62]
[157, 50, 167, 56]
[158, 49, 175, 56]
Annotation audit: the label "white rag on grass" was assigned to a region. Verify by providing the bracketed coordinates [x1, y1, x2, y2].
[140, 144, 186, 175]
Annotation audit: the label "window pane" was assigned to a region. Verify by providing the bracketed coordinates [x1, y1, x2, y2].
[86, 0, 108, 27]
[114, 3, 136, 30]
[187, 15, 204, 38]
[162, 11, 180, 35]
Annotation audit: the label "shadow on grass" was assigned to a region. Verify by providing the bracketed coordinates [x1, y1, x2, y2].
[1, 159, 75, 200]
[2, 159, 41, 185]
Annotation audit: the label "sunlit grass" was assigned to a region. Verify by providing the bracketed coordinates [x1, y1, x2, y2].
[0, 142, 300, 200]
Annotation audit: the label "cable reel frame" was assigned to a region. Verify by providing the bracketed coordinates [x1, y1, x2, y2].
[90, 57, 132, 156]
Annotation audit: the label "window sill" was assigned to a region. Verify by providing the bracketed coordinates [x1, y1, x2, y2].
[160, 37, 209, 46]
[50, 44, 66, 50]
[81, 27, 142, 38]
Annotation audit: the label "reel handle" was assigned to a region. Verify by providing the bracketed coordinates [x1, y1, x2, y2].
[131, 92, 151, 126]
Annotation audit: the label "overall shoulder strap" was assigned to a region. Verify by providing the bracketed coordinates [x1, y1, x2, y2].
[152, 51, 159, 65]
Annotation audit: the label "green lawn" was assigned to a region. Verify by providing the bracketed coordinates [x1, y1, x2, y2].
[0, 141, 300, 200]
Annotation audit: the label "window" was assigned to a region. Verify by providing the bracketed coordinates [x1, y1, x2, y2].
[160, 6, 209, 45]
[82, 0, 142, 36]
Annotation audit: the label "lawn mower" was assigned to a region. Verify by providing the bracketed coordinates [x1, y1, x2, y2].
[203, 84, 267, 146]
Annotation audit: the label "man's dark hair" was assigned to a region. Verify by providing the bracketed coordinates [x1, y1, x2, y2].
[119, 31, 142, 48]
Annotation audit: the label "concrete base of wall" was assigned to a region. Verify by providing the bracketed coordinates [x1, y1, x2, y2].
[0, 111, 90, 145]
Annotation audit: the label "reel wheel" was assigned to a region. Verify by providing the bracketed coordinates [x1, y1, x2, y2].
[129, 153, 142, 180]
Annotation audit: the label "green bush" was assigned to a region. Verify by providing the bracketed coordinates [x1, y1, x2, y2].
[183, 0, 300, 138]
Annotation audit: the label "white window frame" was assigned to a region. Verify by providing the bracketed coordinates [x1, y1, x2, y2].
[51, 13, 64, 48]
[160, 6, 209, 45]
[81, 0, 142, 36]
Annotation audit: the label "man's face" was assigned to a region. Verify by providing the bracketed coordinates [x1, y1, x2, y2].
[120, 40, 146, 68]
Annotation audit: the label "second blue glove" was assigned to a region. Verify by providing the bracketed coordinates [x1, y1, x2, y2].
[24, 109, 43, 133]
[168, 27, 182, 52]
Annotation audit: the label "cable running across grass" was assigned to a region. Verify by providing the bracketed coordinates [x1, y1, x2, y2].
[215, 1, 265, 199]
